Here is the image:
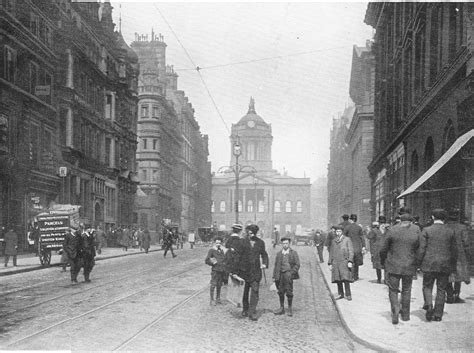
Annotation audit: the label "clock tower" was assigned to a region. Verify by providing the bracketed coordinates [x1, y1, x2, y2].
[230, 97, 273, 173]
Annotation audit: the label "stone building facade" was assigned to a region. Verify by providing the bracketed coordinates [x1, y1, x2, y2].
[327, 43, 374, 228]
[132, 32, 211, 241]
[365, 3, 474, 226]
[212, 99, 311, 237]
[0, 0, 139, 249]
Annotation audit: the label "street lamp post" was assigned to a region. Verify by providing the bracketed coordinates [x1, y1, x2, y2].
[233, 140, 241, 223]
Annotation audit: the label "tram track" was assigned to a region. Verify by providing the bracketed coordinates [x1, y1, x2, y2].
[4, 262, 205, 349]
[0, 258, 202, 318]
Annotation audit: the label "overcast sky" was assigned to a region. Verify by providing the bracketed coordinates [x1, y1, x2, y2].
[113, 1, 374, 181]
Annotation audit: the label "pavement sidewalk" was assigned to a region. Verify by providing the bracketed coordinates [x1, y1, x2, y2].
[0, 245, 163, 277]
[318, 247, 474, 352]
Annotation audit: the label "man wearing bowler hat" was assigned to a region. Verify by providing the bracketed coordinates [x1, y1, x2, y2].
[344, 214, 366, 281]
[239, 224, 269, 321]
[418, 208, 457, 322]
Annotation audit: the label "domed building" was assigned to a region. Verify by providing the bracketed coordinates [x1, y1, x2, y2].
[212, 98, 311, 238]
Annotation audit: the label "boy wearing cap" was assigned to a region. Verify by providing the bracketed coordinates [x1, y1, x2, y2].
[328, 225, 354, 300]
[205, 237, 227, 305]
[273, 236, 300, 316]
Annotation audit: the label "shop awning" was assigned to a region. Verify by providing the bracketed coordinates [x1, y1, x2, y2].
[398, 129, 474, 199]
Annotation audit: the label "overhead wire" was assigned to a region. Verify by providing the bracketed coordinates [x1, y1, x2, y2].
[152, 3, 231, 135]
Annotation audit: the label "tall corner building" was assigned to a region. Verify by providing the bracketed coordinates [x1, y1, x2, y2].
[211, 99, 311, 237]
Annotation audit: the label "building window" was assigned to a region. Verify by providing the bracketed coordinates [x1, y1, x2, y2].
[285, 224, 292, 234]
[258, 200, 264, 212]
[274, 201, 281, 213]
[285, 201, 292, 213]
[152, 105, 159, 118]
[29, 122, 40, 166]
[4, 46, 17, 82]
[153, 139, 157, 150]
[151, 169, 158, 183]
[211, 201, 215, 213]
[296, 200, 302, 213]
[30, 12, 39, 37]
[141, 169, 147, 182]
[142, 138, 147, 150]
[29, 62, 39, 94]
[141, 105, 149, 118]
[247, 200, 253, 213]
[220, 201, 226, 212]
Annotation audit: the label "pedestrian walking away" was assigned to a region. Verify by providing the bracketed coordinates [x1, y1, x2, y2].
[344, 214, 366, 281]
[418, 208, 457, 322]
[188, 232, 195, 249]
[4, 226, 18, 267]
[379, 213, 420, 324]
[82, 226, 96, 282]
[273, 236, 300, 317]
[445, 208, 471, 304]
[366, 221, 386, 284]
[205, 237, 227, 305]
[328, 225, 354, 301]
[272, 226, 280, 249]
[313, 230, 325, 263]
[162, 222, 177, 258]
[95, 225, 107, 255]
[142, 228, 151, 254]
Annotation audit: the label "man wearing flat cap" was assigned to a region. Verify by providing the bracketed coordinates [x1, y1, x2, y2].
[273, 236, 300, 316]
[344, 214, 365, 281]
[237, 224, 269, 321]
[379, 212, 420, 324]
[418, 208, 457, 322]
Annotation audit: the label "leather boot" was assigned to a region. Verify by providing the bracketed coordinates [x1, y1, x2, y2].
[210, 286, 216, 305]
[274, 293, 285, 315]
[287, 296, 293, 316]
[216, 286, 222, 304]
[274, 307, 285, 315]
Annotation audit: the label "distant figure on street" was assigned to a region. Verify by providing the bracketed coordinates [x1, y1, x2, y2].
[344, 214, 366, 281]
[313, 230, 325, 263]
[379, 213, 420, 324]
[445, 208, 470, 304]
[188, 232, 195, 249]
[366, 221, 385, 284]
[162, 224, 177, 258]
[272, 227, 280, 248]
[4, 227, 18, 267]
[273, 236, 300, 317]
[81, 226, 96, 282]
[142, 228, 151, 254]
[63, 227, 83, 285]
[418, 209, 457, 322]
[328, 225, 354, 301]
[95, 225, 107, 254]
[205, 237, 227, 305]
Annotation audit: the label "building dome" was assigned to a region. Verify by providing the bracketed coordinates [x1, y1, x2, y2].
[236, 97, 268, 128]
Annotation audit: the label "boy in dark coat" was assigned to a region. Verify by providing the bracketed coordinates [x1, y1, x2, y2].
[329, 225, 354, 300]
[273, 236, 300, 316]
[63, 227, 83, 284]
[205, 237, 227, 305]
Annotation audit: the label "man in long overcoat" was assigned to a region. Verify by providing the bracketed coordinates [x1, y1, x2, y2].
[4, 227, 18, 267]
[239, 224, 269, 321]
[63, 227, 83, 284]
[418, 208, 457, 322]
[379, 213, 420, 324]
[82, 227, 96, 282]
[366, 221, 385, 283]
[273, 236, 300, 316]
[329, 225, 354, 300]
[344, 214, 366, 281]
[445, 208, 470, 304]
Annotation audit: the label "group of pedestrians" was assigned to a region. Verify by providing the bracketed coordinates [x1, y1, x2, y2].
[205, 223, 301, 321]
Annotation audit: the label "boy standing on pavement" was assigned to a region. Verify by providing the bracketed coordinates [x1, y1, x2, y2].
[273, 236, 300, 317]
[205, 237, 227, 305]
[328, 225, 354, 301]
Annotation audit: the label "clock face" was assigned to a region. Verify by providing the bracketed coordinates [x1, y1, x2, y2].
[247, 120, 255, 128]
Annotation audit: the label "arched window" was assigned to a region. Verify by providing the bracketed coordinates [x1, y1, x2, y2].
[258, 200, 264, 212]
[285, 201, 292, 213]
[247, 200, 253, 212]
[443, 120, 456, 152]
[211, 201, 215, 213]
[274, 201, 281, 213]
[296, 200, 302, 213]
[219, 201, 226, 212]
[424, 137, 435, 169]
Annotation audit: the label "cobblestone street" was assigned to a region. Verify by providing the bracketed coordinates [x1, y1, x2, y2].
[0, 243, 373, 351]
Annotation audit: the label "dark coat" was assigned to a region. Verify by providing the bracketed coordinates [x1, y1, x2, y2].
[379, 222, 420, 276]
[273, 248, 300, 281]
[4, 230, 18, 256]
[366, 228, 385, 269]
[418, 222, 457, 274]
[120, 229, 133, 247]
[313, 233, 325, 248]
[63, 230, 82, 260]
[205, 246, 227, 272]
[446, 221, 470, 282]
[224, 235, 244, 275]
[329, 235, 354, 282]
[142, 230, 151, 250]
[81, 231, 96, 258]
[344, 222, 365, 265]
[239, 236, 269, 283]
